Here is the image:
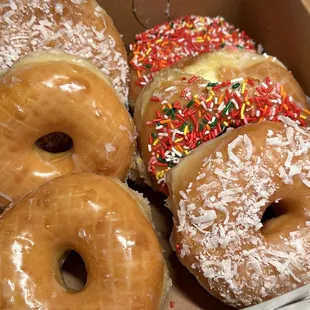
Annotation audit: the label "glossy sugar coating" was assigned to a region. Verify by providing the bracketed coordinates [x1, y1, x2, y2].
[0, 0, 129, 105]
[0, 173, 169, 309]
[0, 51, 135, 209]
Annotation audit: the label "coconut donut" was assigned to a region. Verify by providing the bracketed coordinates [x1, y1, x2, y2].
[0, 173, 170, 309]
[0, 50, 135, 210]
[129, 15, 255, 108]
[0, 0, 129, 105]
[134, 49, 309, 193]
[166, 119, 310, 307]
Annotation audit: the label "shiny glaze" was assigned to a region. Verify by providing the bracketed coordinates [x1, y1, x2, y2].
[0, 173, 167, 309]
[0, 52, 135, 209]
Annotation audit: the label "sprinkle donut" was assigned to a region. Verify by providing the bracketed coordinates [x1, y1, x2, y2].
[129, 15, 255, 108]
[0, 51, 135, 210]
[167, 119, 310, 307]
[0, 0, 129, 105]
[0, 173, 170, 309]
[134, 49, 308, 193]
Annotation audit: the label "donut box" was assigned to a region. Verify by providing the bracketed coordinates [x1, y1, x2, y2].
[1, 0, 310, 309]
[96, 0, 310, 309]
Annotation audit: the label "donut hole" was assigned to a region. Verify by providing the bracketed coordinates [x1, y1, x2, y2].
[261, 200, 288, 234]
[35, 132, 73, 153]
[60, 250, 87, 291]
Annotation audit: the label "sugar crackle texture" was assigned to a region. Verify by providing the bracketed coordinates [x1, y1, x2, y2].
[0, 0, 129, 104]
[170, 117, 310, 307]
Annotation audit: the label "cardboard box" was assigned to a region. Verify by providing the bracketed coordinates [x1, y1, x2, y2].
[65, 1, 310, 309]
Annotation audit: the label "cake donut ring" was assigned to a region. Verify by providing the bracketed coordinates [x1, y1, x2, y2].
[0, 0, 129, 105]
[129, 15, 255, 108]
[167, 119, 310, 307]
[0, 173, 170, 309]
[0, 51, 135, 210]
[134, 49, 308, 193]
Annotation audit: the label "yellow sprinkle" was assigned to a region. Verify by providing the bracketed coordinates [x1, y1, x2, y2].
[206, 95, 213, 102]
[245, 101, 251, 106]
[167, 103, 173, 109]
[283, 104, 289, 111]
[304, 109, 310, 115]
[146, 48, 151, 55]
[207, 35, 211, 41]
[193, 94, 199, 99]
[196, 39, 204, 43]
[223, 121, 229, 127]
[184, 150, 189, 155]
[155, 172, 160, 180]
[195, 99, 201, 105]
[153, 138, 159, 146]
[240, 103, 246, 119]
[283, 92, 286, 98]
[160, 171, 165, 178]
[210, 90, 215, 96]
[300, 114, 307, 120]
[160, 119, 171, 124]
[184, 125, 189, 135]
[196, 36, 203, 40]
[175, 138, 184, 143]
[155, 38, 163, 44]
[241, 82, 246, 94]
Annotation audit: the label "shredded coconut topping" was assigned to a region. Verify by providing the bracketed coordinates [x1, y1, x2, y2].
[0, 0, 128, 105]
[173, 120, 310, 307]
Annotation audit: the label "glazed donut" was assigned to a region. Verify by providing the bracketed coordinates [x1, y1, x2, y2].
[0, 173, 170, 309]
[166, 118, 310, 307]
[0, 0, 129, 105]
[0, 50, 135, 209]
[129, 15, 255, 108]
[134, 49, 308, 193]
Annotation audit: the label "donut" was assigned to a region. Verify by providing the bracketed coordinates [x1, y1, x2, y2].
[0, 173, 170, 309]
[0, 0, 129, 105]
[134, 49, 309, 193]
[166, 118, 310, 307]
[0, 50, 135, 210]
[129, 15, 255, 108]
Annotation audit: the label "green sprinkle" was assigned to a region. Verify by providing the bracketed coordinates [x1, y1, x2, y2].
[163, 108, 169, 113]
[168, 162, 175, 168]
[236, 44, 244, 49]
[199, 123, 204, 131]
[151, 133, 157, 139]
[189, 123, 193, 133]
[220, 43, 226, 48]
[207, 82, 217, 87]
[180, 122, 187, 131]
[156, 122, 161, 126]
[232, 83, 240, 89]
[157, 157, 166, 164]
[171, 109, 176, 120]
[170, 22, 174, 28]
[196, 140, 202, 147]
[186, 100, 194, 108]
[222, 101, 233, 116]
[144, 64, 152, 68]
[211, 119, 217, 129]
[202, 118, 208, 124]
